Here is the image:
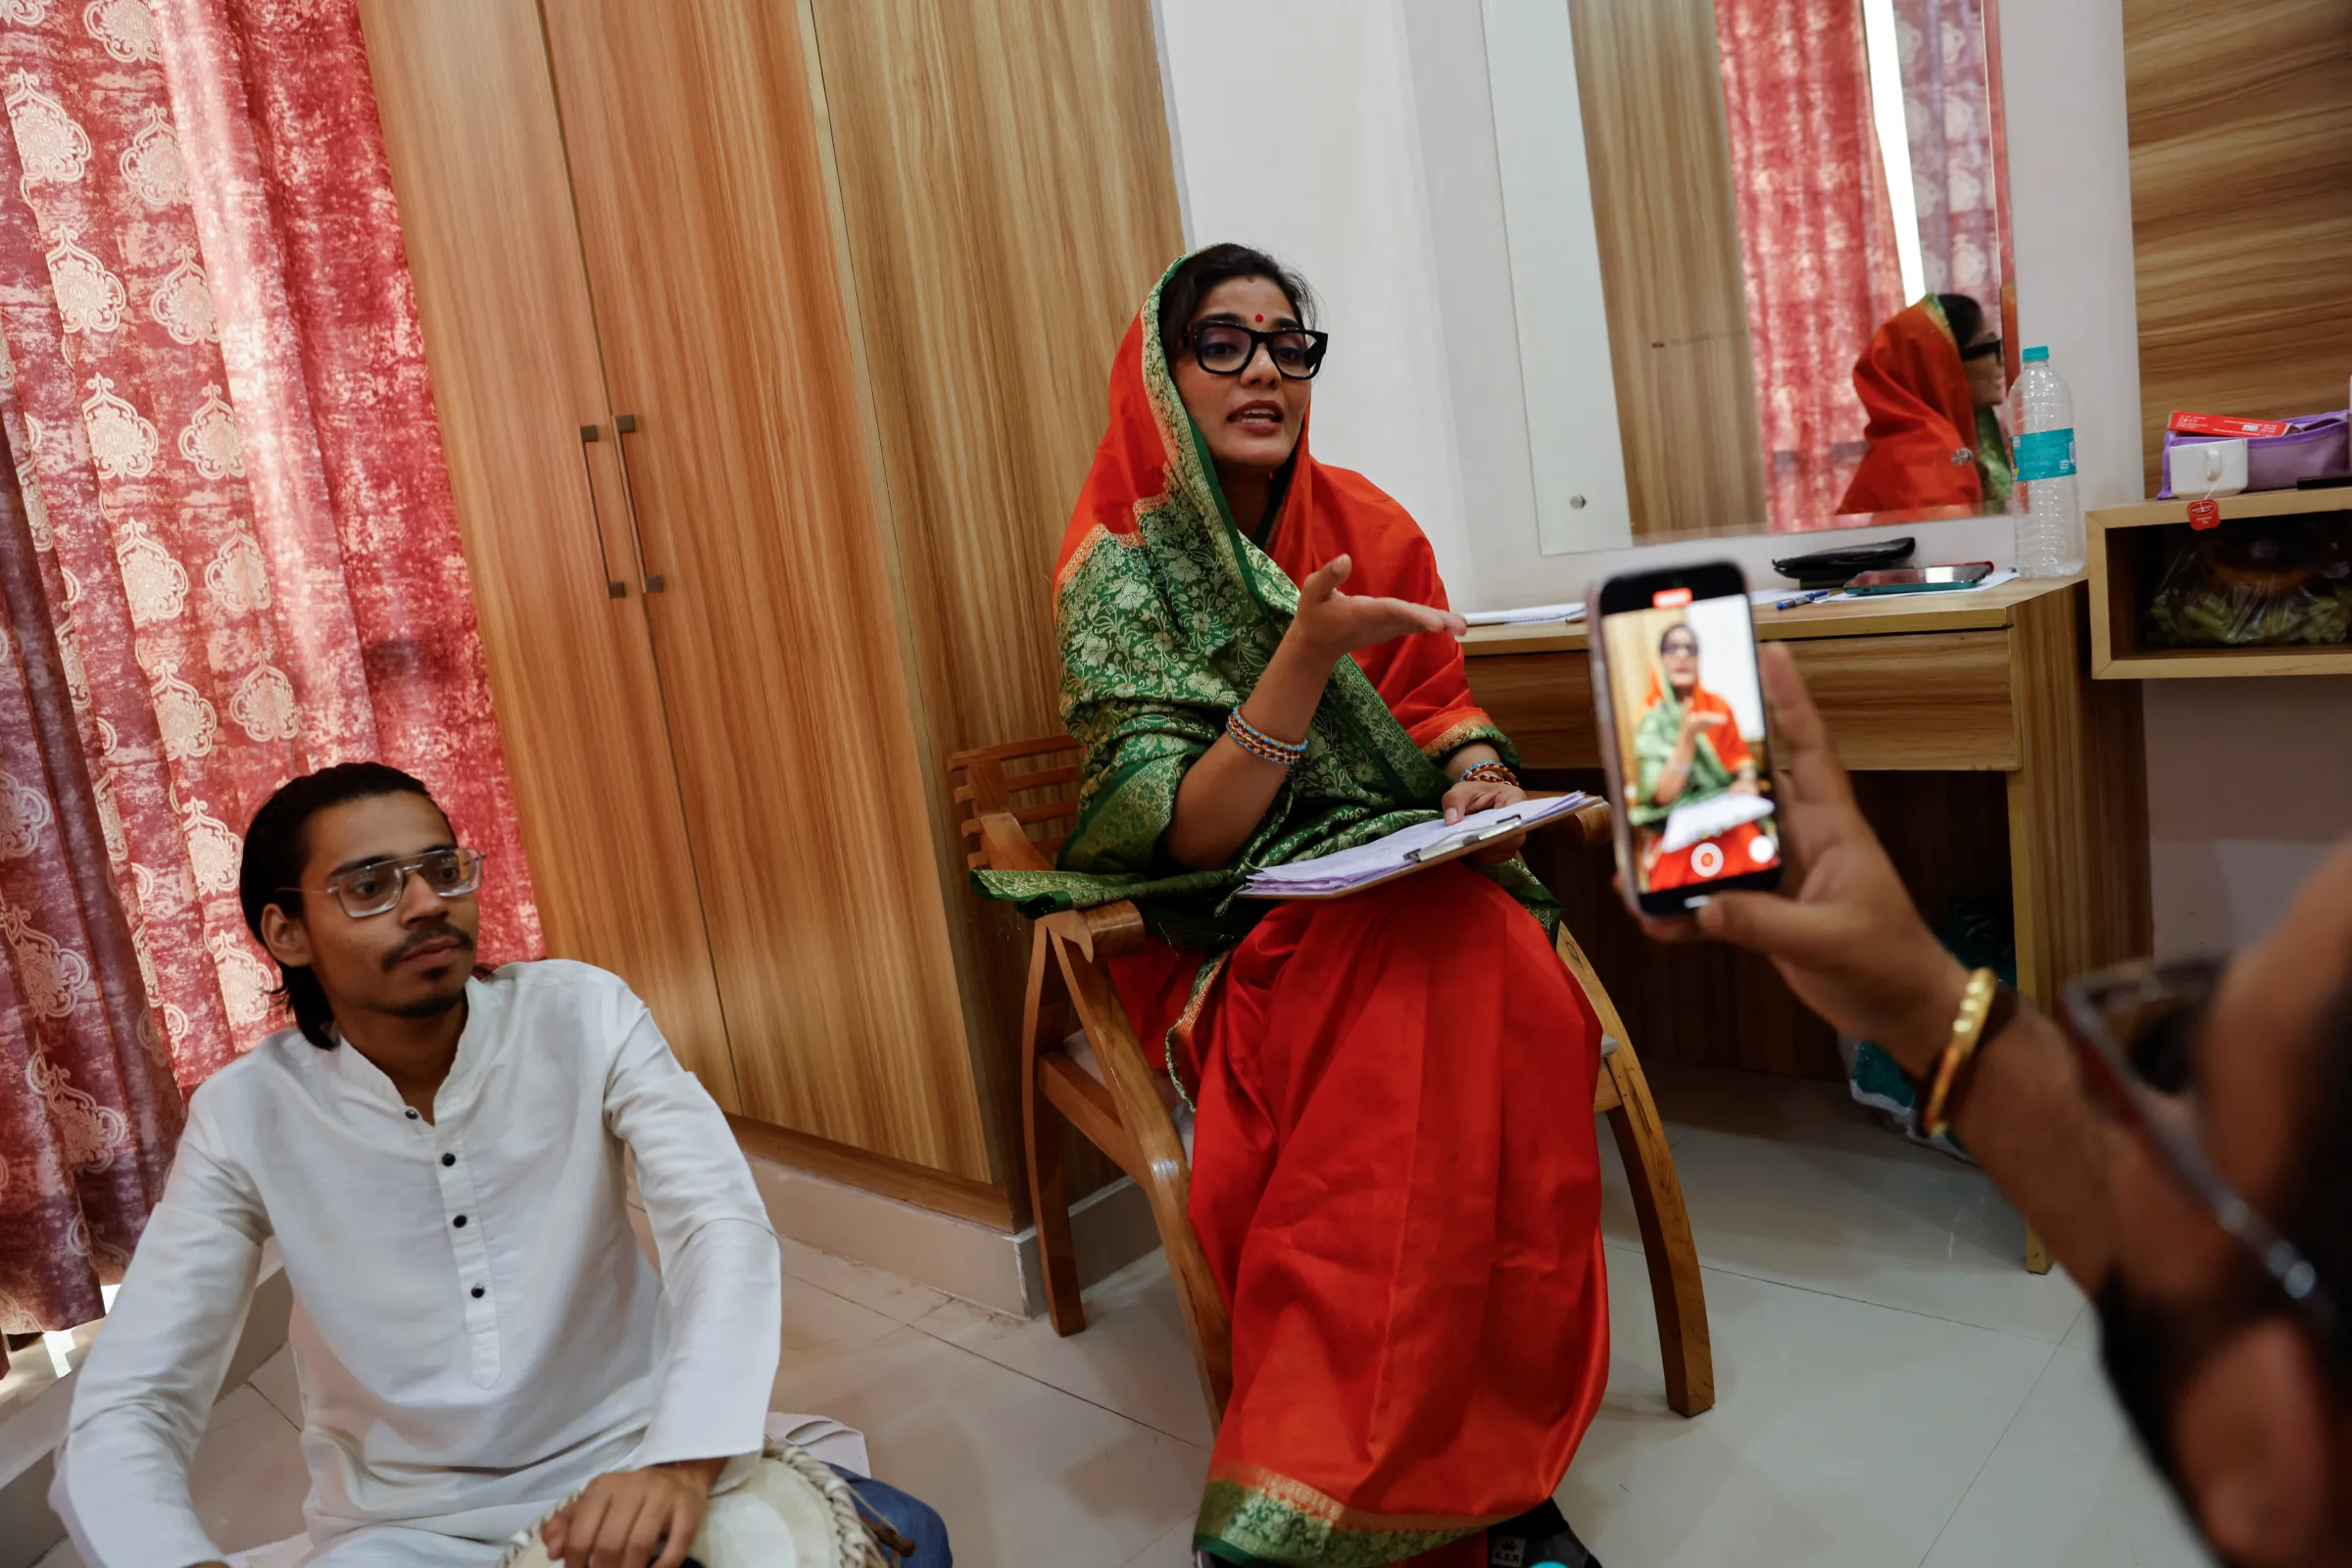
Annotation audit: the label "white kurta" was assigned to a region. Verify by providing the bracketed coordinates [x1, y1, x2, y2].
[52, 960, 783, 1568]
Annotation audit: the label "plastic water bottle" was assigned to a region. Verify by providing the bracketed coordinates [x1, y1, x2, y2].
[2012, 345, 2083, 577]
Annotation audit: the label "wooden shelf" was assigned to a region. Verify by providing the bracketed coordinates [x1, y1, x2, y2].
[2089, 493, 2352, 679]
[2089, 488, 2352, 532]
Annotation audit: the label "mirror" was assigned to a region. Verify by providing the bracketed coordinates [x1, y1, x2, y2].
[1485, 0, 2014, 548]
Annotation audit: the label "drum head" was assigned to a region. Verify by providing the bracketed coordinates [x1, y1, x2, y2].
[499, 1446, 875, 1568]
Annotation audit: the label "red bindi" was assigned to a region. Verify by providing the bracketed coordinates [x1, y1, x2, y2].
[1254, 314, 1264, 323]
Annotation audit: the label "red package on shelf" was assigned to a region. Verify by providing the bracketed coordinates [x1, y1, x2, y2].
[2170, 411, 2294, 439]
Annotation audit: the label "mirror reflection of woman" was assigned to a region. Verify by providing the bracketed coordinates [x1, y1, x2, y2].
[981, 245, 1607, 1567]
[1632, 623, 1775, 891]
[1839, 292, 2013, 514]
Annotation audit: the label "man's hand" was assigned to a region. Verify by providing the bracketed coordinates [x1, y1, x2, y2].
[541, 1456, 725, 1568]
[1637, 645, 1968, 1073]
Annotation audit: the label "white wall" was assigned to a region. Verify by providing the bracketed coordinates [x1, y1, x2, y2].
[1481, 0, 1634, 554]
[1156, 0, 1481, 603]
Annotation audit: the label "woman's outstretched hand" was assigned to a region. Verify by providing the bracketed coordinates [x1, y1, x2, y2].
[1287, 554, 1467, 664]
[1636, 645, 1967, 1072]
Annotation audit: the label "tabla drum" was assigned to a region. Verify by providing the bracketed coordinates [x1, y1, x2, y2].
[497, 1443, 886, 1568]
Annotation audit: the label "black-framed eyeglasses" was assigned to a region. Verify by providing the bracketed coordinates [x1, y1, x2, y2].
[2062, 956, 2344, 1370]
[284, 848, 488, 919]
[1960, 335, 2005, 362]
[1187, 321, 1329, 380]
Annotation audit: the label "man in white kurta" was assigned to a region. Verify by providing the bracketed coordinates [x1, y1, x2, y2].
[52, 771, 782, 1568]
[54, 960, 781, 1567]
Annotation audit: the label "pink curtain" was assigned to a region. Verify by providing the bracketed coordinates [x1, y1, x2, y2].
[1715, 0, 1908, 529]
[1893, 0, 2000, 310]
[0, 0, 539, 1335]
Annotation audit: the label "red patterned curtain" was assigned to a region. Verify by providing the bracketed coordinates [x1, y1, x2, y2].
[1715, 0, 1907, 529]
[0, 0, 538, 1338]
[1893, 0, 2000, 312]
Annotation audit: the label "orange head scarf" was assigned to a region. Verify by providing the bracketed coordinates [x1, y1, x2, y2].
[1838, 298, 1984, 514]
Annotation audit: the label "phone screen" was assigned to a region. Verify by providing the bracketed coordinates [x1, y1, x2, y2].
[1596, 575, 1784, 912]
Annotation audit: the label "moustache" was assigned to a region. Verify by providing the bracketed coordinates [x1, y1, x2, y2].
[383, 922, 476, 972]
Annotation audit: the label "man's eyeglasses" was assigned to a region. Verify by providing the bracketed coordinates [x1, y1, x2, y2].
[2062, 956, 2344, 1369]
[286, 848, 488, 919]
[1188, 321, 1329, 380]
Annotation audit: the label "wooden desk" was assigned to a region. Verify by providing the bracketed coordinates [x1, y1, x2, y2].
[1466, 575, 2150, 1096]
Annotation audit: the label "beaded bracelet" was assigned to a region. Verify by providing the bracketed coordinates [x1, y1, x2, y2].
[1456, 760, 1519, 787]
[1226, 710, 1307, 767]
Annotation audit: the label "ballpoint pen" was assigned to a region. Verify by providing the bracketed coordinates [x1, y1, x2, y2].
[1774, 588, 1835, 611]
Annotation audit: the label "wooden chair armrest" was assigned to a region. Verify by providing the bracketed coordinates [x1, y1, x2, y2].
[978, 809, 1054, 872]
[1045, 901, 1147, 960]
[980, 810, 1149, 959]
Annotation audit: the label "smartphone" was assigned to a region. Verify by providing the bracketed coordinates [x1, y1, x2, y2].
[1589, 562, 1786, 918]
[1843, 562, 1994, 595]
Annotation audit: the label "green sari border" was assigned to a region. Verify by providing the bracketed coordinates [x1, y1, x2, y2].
[1193, 1478, 1491, 1567]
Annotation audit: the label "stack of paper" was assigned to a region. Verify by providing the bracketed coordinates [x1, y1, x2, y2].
[1240, 793, 1597, 899]
[1463, 602, 1586, 627]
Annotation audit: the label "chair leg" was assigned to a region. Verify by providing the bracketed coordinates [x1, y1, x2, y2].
[1606, 1042, 1714, 1416]
[1021, 926, 1086, 1336]
[1555, 924, 1714, 1417]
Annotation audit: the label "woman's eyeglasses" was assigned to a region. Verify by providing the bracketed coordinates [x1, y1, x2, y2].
[286, 848, 488, 919]
[1960, 335, 2005, 362]
[2061, 956, 2344, 1370]
[1188, 321, 1329, 380]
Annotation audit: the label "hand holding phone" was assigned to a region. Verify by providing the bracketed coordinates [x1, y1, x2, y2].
[1634, 644, 1969, 1067]
[1589, 563, 1786, 918]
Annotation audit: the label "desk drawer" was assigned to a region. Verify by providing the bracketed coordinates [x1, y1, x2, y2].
[1466, 628, 2019, 772]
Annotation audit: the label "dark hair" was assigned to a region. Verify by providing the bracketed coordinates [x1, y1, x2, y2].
[1157, 243, 1318, 368]
[1936, 292, 1986, 349]
[238, 762, 441, 1049]
[1660, 624, 1699, 656]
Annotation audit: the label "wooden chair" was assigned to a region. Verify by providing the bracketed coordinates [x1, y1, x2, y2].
[950, 736, 1715, 1425]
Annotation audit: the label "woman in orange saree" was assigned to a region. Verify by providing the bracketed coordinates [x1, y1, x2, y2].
[1838, 293, 2014, 515]
[1628, 623, 1776, 893]
[978, 246, 1608, 1567]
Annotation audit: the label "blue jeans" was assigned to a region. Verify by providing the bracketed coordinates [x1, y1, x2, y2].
[832, 1466, 952, 1566]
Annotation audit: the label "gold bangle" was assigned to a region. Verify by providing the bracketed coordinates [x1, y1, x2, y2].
[1916, 968, 1997, 1139]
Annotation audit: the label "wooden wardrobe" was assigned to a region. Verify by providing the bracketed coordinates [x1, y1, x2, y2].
[359, 0, 1181, 1219]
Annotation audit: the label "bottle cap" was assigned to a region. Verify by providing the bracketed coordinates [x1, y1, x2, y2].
[2022, 345, 2050, 363]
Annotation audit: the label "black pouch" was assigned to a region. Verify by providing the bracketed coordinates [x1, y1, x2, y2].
[1771, 535, 1917, 590]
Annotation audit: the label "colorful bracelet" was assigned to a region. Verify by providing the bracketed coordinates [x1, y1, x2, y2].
[1226, 710, 1307, 767]
[1456, 760, 1519, 787]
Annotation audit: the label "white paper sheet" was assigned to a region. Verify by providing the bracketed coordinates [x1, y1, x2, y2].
[1239, 793, 1597, 897]
[1657, 791, 1777, 854]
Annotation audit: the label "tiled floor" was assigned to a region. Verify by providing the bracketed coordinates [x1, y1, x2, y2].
[34, 1062, 2213, 1568]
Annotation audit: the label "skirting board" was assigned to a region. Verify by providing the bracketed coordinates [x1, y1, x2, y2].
[742, 1153, 1163, 1318]
[0, 1260, 292, 1568]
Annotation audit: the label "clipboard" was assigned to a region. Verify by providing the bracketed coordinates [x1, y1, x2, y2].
[1236, 793, 1597, 902]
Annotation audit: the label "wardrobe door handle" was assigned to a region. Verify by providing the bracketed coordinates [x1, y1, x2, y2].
[576, 424, 628, 598]
[611, 414, 664, 593]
